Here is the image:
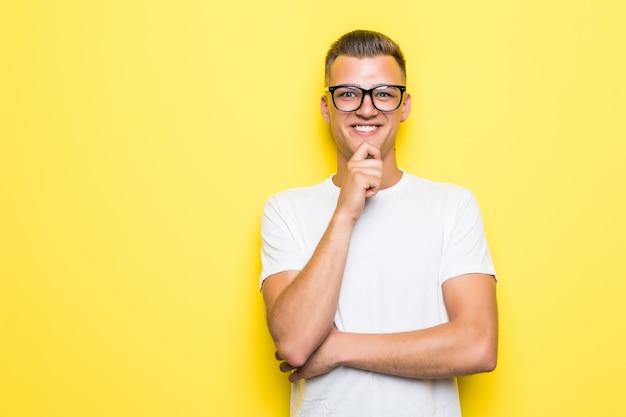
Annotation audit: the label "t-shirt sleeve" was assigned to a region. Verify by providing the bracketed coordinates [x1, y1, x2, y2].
[439, 190, 496, 284]
[259, 195, 308, 289]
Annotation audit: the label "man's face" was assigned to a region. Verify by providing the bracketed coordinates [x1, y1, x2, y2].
[321, 55, 411, 162]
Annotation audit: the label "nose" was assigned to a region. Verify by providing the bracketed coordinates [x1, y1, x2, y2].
[355, 91, 378, 117]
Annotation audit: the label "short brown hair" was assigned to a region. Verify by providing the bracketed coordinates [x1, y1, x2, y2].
[324, 30, 407, 85]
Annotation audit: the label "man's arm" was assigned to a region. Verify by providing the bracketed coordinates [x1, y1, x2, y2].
[262, 213, 354, 368]
[262, 143, 383, 368]
[282, 273, 498, 382]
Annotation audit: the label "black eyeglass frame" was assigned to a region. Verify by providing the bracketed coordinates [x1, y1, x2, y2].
[326, 85, 407, 112]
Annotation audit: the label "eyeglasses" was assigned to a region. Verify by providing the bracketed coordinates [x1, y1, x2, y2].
[326, 85, 406, 112]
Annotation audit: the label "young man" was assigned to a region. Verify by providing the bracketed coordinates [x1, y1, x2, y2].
[259, 30, 497, 417]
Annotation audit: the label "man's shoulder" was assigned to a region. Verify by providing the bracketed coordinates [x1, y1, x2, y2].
[402, 172, 473, 199]
[263, 176, 337, 210]
[272, 177, 332, 197]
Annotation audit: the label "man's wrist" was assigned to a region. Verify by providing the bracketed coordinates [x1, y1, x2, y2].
[330, 329, 353, 369]
[331, 208, 359, 227]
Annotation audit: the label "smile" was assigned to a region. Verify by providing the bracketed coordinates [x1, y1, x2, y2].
[353, 125, 379, 133]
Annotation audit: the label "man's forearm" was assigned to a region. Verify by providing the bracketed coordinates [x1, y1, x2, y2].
[335, 320, 497, 379]
[288, 315, 497, 382]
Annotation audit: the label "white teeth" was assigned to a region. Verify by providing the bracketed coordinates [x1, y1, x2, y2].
[354, 125, 378, 132]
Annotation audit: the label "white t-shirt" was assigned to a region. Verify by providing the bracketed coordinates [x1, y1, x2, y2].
[260, 172, 496, 417]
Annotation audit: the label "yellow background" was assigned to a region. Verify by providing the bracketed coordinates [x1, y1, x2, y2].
[1, 1, 625, 416]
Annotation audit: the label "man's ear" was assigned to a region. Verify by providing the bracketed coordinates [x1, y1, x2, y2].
[400, 92, 411, 122]
[320, 95, 331, 123]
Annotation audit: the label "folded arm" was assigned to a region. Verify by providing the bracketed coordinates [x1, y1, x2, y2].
[283, 273, 498, 382]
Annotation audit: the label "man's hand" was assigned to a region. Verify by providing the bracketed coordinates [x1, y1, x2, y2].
[336, 142, 383, 222]
[276, 326, 342, 383]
